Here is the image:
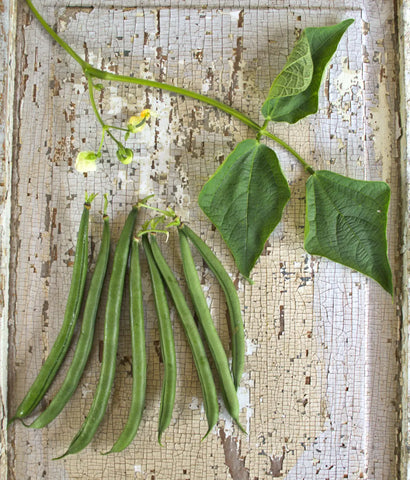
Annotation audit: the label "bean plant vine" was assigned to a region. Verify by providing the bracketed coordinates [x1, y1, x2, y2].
[25, 0, 393, 294]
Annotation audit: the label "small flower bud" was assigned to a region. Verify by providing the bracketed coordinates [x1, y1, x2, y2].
[116, 147, 133, 165]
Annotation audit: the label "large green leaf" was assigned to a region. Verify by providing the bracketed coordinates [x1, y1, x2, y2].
[304, 170, 392, 294]
[262, 19, 354, 124]
[199, 139, 291, 279]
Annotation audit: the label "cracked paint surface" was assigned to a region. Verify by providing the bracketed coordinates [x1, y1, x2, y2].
[2, 1, 403, 479]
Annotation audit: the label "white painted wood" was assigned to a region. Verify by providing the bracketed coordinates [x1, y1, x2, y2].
[398, 2, 410, 480]
[0, 1, 17, 479]
[2, 0, 404, 478]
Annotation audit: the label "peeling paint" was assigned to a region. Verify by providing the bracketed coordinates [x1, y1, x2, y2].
[5, 4, 402, 480]
[369, 80, 393, 182]
[245, 338, 260, 356]
[334, 57, 362, 123]
[269, 447, 286, 477]
[189, 397, 199, 410]
[219, 428, 250, 480]
[58, 6, 94, 33]
[106, 86, 125, 115]
[227, 10, 243, 24]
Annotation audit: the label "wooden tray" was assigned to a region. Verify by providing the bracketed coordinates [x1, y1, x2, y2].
[1, 1, 407, 478]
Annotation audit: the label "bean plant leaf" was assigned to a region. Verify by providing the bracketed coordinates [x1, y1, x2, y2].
[304, 170, 393, 294]
[199, 139, 291, 279]
[262, 19, 354, 124]
[265, 34, 314, 99]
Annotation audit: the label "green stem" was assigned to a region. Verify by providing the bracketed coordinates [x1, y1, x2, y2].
[25, 0, 314, 174]
[137, 229, 170, 238]
[261, 130, 315, 174]
[87, 76, 105, 129]
[85, 66, 260, 132]
[96, 128, 107, 156]
[87, 76, 121, 147]
[107, 125, 129, 133]
[138, 203, 175, 217]
[103, 194, 109, 216]
[256, 119, 270, 141]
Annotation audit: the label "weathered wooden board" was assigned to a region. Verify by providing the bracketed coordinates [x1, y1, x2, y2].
[397, 1, 410, 479]
[1, 0, 405, 478]
[1, 0, 16, 479]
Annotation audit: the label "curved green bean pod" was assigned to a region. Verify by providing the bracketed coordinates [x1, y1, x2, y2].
[10, 195, 95, 424]
[56, 205, 138, 458]
[107, 237, 146, 453]
[29, 212, 110, 429]
[178, 230, 245, 433]
[180, 224, 244, 390]
[142, 236, 176, 446]
[148, 235, 219, 438]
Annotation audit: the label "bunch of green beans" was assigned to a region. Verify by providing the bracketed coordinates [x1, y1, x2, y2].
[148, 234, 220, 437]
[143, 225, 245, 435]
[11, 198, 245, 455]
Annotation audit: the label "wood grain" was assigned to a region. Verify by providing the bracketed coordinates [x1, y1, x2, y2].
[2, 1, 404, 478]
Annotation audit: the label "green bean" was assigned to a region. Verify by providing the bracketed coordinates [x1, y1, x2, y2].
[142, 236, 176, 446]
[178, 229, 245, 433]
[180, 224, 244, 390]
[10, 194, 95, 424]
[29, 210, 110, 429]
[148, 235, 219, 438]
[56, 205, 138, 458]
[107, 237, 146, 453]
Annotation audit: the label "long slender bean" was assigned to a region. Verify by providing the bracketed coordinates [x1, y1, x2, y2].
[148, 235, 219, 437]
[29, 211, 110, 429]
[10, 194, 95, 424]
[56, 205, 138, 458]
[107, 237, 146, 453]
[142, 236, 176, 446]
[180, 224, 244, 390]
[178, 230, 245, 432]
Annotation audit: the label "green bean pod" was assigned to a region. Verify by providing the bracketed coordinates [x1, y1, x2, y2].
[178, 229, 244, 432]
[56, 205, 138, 458]
[107, 237, 146, 453]
[148, 235, 219, 438]
[180, 224, 244, 390]
[142, 236, 176, 446]
[10, 196, 94, 424]
[29, 212, 110, 429]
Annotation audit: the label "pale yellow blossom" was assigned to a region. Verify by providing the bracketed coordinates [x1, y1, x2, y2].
[75, 151, 97, 173]
[127, 109, 154, 133]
